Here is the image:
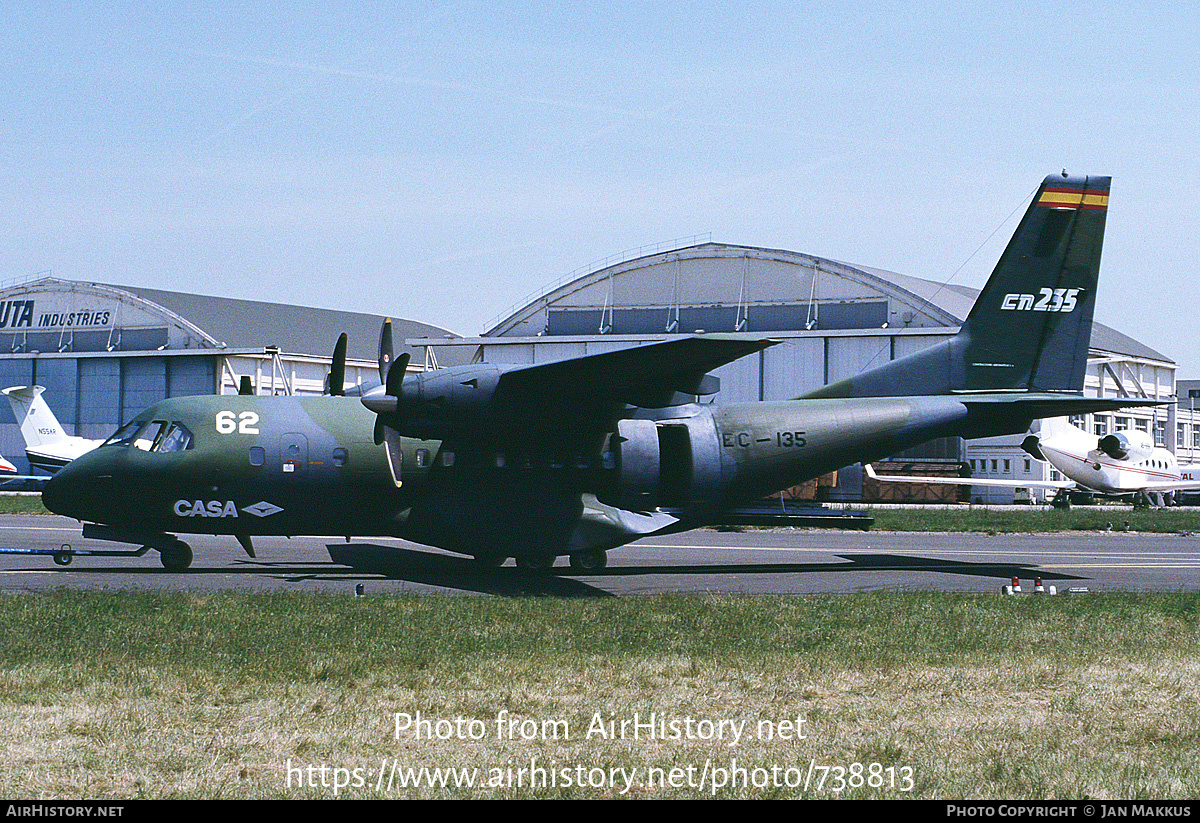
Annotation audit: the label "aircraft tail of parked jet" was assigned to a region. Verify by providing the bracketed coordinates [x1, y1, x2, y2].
[3, 386, 103, 473]
[805, 174, 1111, 401]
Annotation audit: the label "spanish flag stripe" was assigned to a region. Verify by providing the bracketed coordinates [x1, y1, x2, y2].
[1037, 187, 1108, 211]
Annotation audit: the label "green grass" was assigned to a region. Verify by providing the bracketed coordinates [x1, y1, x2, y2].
[0, 494, 49, 514]
[4, 591, 1200, 798]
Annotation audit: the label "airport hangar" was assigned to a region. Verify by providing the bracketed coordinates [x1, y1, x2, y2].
[0, 242, 1188, 503]
[0, 276, 465, 475]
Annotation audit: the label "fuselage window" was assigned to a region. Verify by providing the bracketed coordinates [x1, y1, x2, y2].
[332, 448, 348, 467]
[415, 449, 429, 467]
[441, 450, 455, 467]
[249, 446, 266, 466]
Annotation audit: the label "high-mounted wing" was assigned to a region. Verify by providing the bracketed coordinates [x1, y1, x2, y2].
[495, 333, 777, 409]
[362, 332, 778, 442]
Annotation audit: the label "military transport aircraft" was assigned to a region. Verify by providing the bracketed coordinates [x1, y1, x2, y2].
[42, 173, 1159, 571]
[867, 416, 1200, 507]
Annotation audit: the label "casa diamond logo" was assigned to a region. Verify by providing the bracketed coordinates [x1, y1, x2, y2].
[243, 501, 284, 518]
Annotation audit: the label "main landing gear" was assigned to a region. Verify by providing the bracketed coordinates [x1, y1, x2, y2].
[486, 550, 609, 574]
[568, 550, 608, 572]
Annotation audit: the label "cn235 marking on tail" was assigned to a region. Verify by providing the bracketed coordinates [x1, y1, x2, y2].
[1001, 288, 1080, 312]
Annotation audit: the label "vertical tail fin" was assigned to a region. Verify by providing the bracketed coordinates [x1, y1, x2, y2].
[957, 173, 1109, 392]
[803, 173, 1110, 398]
[3, 386, 69, 449]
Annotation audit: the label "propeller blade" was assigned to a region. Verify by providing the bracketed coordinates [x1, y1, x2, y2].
[329, 332, 347, 397]
[387, 352, 410, 396]
[373, 417, 386, 446]
[378, 319, 393, 383]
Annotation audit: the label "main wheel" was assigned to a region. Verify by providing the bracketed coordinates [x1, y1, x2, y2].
[159, 540, 193, 571]
[568, 550, 607, 572]
[515, 555, 555, 573]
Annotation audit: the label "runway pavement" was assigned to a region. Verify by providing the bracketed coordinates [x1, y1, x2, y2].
[1, 513, 1199, 597]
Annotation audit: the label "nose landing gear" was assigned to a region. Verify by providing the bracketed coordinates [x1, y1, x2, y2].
[157, 539, 193, 571]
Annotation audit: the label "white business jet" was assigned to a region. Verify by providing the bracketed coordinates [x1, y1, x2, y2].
[3, 386, 104, 474]
[867, 417, 1200, 507]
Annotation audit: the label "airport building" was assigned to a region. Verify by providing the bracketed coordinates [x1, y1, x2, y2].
[1, 239, 1190, 502]
[0, 276, 462, 474]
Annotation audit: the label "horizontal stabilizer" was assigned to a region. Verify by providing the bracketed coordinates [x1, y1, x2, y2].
[865, 463, 1073, 491]
[958, 393, 1167, 419]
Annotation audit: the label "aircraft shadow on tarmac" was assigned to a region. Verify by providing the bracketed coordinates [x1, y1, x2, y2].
[24, 546, 1084, 598]
[322, 545, 1086, 597]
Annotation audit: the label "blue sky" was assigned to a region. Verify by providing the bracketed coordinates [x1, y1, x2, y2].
[3, 2, 1199, 373]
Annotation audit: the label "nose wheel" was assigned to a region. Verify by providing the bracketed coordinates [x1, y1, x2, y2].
[157, 539, 193, 571]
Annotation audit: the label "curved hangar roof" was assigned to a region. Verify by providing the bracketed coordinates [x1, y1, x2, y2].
[0, 277, 464, 364]
[485, 242, 1167, 364]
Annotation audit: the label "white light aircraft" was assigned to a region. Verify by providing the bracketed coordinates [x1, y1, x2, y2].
[3, 386, 104, 474]
[866, 417, 1200, 507]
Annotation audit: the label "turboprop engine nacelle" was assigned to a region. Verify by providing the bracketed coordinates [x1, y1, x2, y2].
[362, 364, 504, 440]
[1097, 430, 1154, 461]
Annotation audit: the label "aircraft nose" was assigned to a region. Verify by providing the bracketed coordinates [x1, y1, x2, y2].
[42, 454, 98, 519]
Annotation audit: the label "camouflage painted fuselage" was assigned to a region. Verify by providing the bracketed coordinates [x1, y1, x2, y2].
[42, 391, 1009, 560]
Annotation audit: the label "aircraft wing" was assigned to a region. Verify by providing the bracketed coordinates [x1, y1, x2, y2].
[493, 334, 780, 412]
[864, 463, 1075, 491]
[484, 333, 777, 422]
[366, 334, 781, 443]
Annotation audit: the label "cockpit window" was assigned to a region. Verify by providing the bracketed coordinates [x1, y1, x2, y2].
[156, 424, 194, 453]
[104, 420, 194, 452]
[133, 421, 167, 451]
[105, 419, 151, 448]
